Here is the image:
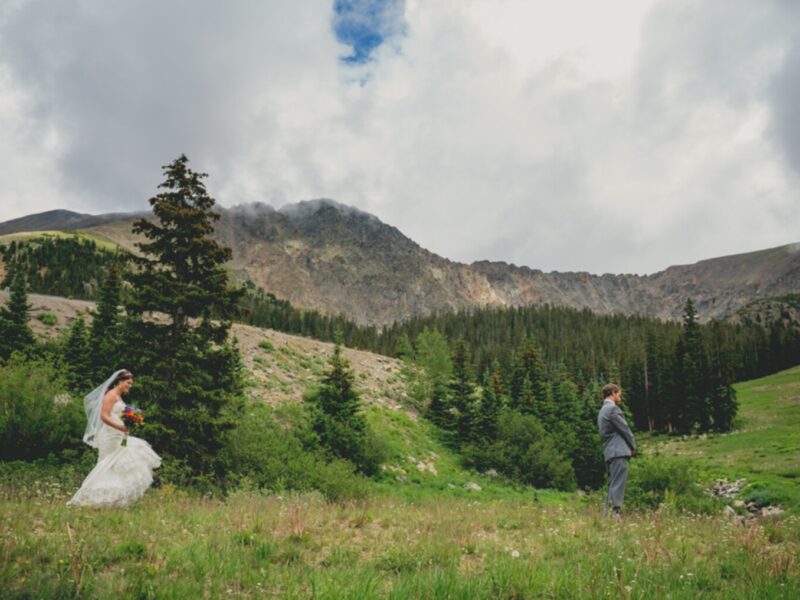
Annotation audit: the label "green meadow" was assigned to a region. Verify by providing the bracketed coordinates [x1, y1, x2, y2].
[2, 367, 799, 598]
[644, 365, 800, 513]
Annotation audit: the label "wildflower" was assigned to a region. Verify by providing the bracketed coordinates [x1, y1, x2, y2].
[511, 550, 520, 558]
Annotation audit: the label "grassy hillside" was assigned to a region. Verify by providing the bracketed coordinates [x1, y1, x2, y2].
[0, 229, 121, 252]
[643, 365, 800, 513]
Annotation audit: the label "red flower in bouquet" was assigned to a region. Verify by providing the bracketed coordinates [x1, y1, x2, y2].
[121, 406, 144, 446]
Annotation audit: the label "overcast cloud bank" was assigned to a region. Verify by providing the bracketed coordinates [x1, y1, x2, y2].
[0, 0, 798, 274]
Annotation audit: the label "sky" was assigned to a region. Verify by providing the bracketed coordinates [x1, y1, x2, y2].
[1, 0, 799, 275]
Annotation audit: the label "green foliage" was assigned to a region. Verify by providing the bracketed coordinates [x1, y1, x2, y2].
[88, 261, 125, 380]
[376, 302, 800, 437]
[62, 316, 92, 393]
[0, 271, 36, 360]
[37, 312, 57, 326]
[236, 283, 380, 349]
[401, 327, 453, 409]
[626, 455, 720, 513]
[306, 343, 384, 476]
[462, 410, 576, 491]
[123, 155, 244, 478]
[0, 358, 83, 460]
[0, 234, 122, 299]
[742, 482, 791, 508]
[221, 403, 369, 501]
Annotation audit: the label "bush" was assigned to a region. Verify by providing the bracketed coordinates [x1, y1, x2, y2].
[220, 403, 369, 501]
[0, 358, 84, 460]
[742, 482, 790, 508]
[626, 455, 719, 513]
[37, 312, 58, 326]
[462, 410, 576, 491]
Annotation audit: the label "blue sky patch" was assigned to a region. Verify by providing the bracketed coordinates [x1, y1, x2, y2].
[333, 0, 406, 64]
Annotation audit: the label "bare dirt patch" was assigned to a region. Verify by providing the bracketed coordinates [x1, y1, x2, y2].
[1, 291, 406, 408]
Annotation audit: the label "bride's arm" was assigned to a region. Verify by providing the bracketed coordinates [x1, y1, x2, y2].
[100, 392, 129, 434]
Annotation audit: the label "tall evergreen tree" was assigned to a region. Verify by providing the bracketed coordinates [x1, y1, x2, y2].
[675, 299, 708, 430]
[0, 271, 36, 360]
[306, 342, 378, 475]
[476, 371, 503, 441]
[123, 155, 244, 477]
[63, 316, 92, 393]
[707, 321, 738, 431]
[449, 341, 479, 444]
[89, 262, 124, 379]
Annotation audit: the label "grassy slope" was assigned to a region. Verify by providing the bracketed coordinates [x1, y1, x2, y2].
[642, 366, 800, 512]
[0, 229, 121, 252]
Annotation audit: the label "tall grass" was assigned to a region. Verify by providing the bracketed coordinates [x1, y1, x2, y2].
[1, 486, 797, 599]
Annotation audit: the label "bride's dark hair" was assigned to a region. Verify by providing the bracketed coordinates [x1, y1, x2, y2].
[109, 370, 133, 390]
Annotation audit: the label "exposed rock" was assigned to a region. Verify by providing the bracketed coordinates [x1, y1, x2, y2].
[6, 203, 798, 327]
[760, 506, 785, 518]
[464, 482, 482, 492]
[708, 479, 747, 499]
[416, 461, 438, 476]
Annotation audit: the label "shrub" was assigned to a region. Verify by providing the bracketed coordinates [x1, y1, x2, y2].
[220, 403, 369, 500]
[37, 312, 58, 326]
[626, 455, 719, 513]
[742, 482, 790, 508]
[462, 410, 576, 491]
[0, 358, 84, 460]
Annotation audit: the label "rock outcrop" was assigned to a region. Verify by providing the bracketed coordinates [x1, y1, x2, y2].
[3, 201, 799, 326]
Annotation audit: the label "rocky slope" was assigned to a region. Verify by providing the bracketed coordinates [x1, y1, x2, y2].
[3, 201, 799, 326]
[5, 290, 405, 409]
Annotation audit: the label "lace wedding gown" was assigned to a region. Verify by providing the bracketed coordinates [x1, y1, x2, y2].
[68, 400, 161, 508]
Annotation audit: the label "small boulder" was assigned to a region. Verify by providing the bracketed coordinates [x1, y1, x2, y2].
[464, 482, 482, 492]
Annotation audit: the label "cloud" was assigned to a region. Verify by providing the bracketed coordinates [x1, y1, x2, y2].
[0, 0, 798, 275]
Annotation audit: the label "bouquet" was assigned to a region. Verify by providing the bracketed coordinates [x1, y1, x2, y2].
[121, 405, 144, 446]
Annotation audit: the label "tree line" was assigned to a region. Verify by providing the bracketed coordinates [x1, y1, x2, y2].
[0, 235, 121, 300]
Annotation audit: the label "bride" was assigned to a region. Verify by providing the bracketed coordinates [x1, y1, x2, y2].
[68, 369, 161, 508]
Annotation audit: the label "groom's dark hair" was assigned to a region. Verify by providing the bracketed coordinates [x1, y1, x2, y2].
[602, 383, 620, 399]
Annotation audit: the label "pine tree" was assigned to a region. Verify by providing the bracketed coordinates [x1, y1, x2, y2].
[426, 378, 455, 431]
[570, 389, 605, 489]
[477, 370, 503, 441]
[123, 155, 244, 477]
[0, 271, 36, 360]
[675, 299, 708, 431]
[63, 316, 92, 393]
[89, 262, 124, 379]
[707, 321, 738, 431]
[306, 342, 378, 475]
[449, 341, 478, 444]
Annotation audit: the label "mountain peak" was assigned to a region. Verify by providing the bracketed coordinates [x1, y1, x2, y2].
[278, 199, 381, 224]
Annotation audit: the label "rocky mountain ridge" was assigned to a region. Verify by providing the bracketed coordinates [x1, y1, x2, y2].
[2, 201, 798, 326]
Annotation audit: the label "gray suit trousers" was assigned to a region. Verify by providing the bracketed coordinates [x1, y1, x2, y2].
[606, 457, 629, 512]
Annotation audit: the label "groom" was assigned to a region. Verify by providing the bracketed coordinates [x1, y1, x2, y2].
[597, 383, 636, 517]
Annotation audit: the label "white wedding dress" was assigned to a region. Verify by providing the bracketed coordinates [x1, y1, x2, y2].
[68, 400, 161, 508]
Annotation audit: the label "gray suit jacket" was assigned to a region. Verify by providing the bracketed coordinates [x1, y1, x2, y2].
[597, 399, 636, 462]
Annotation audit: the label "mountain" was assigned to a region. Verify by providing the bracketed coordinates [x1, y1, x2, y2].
[0, 209, 147, 236]
[2, 201, 799, 326]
